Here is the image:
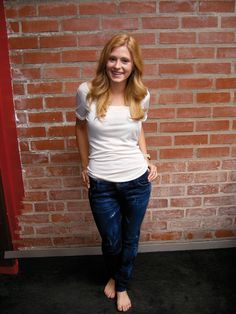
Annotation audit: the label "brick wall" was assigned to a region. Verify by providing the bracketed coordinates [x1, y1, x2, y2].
[3, 0, 236, 249]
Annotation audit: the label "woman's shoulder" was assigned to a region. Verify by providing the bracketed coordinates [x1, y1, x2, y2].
[77, 81, 91, 94]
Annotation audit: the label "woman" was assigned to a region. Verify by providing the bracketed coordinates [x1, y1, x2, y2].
[75, 33, 157, 312]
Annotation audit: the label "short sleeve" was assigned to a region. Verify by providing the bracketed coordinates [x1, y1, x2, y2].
[75, 82, 90, 120]
[141, 90, 150, 121]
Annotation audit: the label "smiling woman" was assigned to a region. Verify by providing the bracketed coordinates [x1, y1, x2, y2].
[75, 33, 157, 312]
[106, 46, 133, 86]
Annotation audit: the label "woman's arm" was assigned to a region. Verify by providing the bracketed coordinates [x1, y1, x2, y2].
[138, 125, 157, 182]
[75, 118, 90, 188]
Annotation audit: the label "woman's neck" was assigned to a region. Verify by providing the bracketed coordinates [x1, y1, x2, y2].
[109, 81, 126, 96]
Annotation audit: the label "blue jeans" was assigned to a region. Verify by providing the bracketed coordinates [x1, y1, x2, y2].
[88, 170, 151, 292]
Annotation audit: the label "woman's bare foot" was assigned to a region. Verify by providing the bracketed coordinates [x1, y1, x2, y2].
[104, 278, 116, 299]
[117, 291, 132, 312]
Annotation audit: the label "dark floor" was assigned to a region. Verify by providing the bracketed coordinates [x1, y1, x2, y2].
[0, 248, 235, 314]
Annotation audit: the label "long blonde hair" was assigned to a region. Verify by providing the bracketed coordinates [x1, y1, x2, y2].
[87, 33, 147, 120]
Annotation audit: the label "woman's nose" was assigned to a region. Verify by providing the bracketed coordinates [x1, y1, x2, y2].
[114, 60, 121, 68]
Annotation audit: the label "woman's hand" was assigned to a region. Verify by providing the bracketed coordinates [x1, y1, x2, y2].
[81, 168, 90, 189]
[147, 162, 158, 182]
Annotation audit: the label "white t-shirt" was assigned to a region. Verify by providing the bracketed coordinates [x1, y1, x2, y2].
[76, 82, 150, 182]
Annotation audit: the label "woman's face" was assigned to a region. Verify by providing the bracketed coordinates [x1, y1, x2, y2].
[106, 45, 133, 85]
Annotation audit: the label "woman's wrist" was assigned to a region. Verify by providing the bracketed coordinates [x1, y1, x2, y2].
[143, 153, 151, 160]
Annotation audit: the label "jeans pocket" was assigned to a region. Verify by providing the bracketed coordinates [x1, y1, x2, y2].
[136, 171, 150, 187]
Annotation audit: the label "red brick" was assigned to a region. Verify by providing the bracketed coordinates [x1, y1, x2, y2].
[159, 93, 193, 104]
[21, 152, 49, 165]
[4, 7, 18, 18]
[120, 1, 156, 13]
[182, 16, 217, 28]
[197, 147, 230, 158]
[199, 1, 235, 13]
[18, 127, 46, 138]
[28, 178, 61, 189]
[49, 190, 81, 200]
[143, 122, 158, 133]
[179, 47, 215, 59]
[215, 230, 236, 238]
[50, 152, 79, 163]
[22, 20, 59, 33]
[194, 172, 227, 184]
[179, 78, 213, 89]
[12, 67, 40, 80]
[171, 197, 201, 207]
[145, 79, 177, 89]
[187, 184, 219, 195]
[62, 18, 99, 31]
[196, 120, 229, 131]
[102, 17, 138, 30]
[217, 48, 236, 58]
[45, 96, 75, 109]
[153, 209, 184, 220]
[197, 92, 230, 103]
[79, 2, 117, 14]
[40, 35, 77, 48]
[160, 148, 193, 159]
[13, 83, 25, 95]
[160, 1, 197, 12]
[175, 135, 208, 146]
[62, 50, 98, 62]
[47, 126, 75, 137]
[19, 214, 49, 223]
[24, 191, 48, 201]
[184, 231, 213, 240]
[199, 32, 234, 44]
[221, 183, 236, 194]
[18, 5, 37, 17]
[64, 81, 81, 94]
[23, 51, 61, 64]
[211, 134, 236, 145]
[177, 107, 211, 118]
[221, 16, 236, 28]
[42, 67, 80, 79]
[46, 166, 79, 177]
[218, 206, 236, 216]
[24, 167, 45, 178]
[188, 160, 220, 171]
[28, 112, 63, 123]
[19, 141, 29, 152]
[151, 231, 182, 241]
[142, 48, 177, 59]
[31, 140, 65, 150]
[14, 98, 43, 110]
[148, 108, 175, 119]
[204, 196, 236, 206]
[9, 53, 23, 64]
[171, 173, 194, 184]
[213, 106, 236, 117]
[196, 63, 231, 74]
[27, 82, 63, 94]
[9, 22, 20, 33]
[216, 78, 236, 89]
[222, 160, 236, 170]
[159, 63, 194, 75]
[186, 208, 216, 217]
[38, 3, 77, 16]
[9, 37, 38, 49]
[146, 136, 172, 146]
[160, 32, 196, 44]
[156, 162, 186, 173]
[160, 122, 193, 133]
[142, 17, 178, 29]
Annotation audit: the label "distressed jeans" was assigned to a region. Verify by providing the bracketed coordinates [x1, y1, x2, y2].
[88, 170, 151, 292]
